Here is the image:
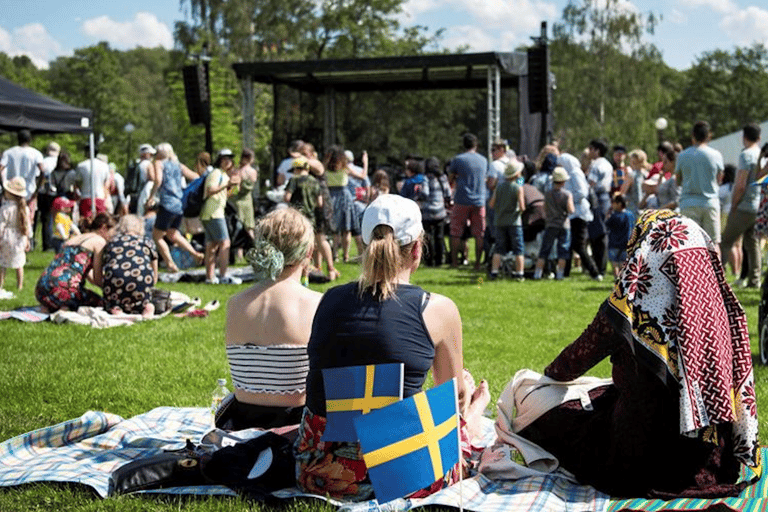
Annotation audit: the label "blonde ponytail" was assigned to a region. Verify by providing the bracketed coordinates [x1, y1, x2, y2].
[358, 225, 417, 300]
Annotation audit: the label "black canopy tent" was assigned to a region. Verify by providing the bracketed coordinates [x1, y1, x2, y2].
[0, 75, 101, 215]
[0, 75, 92, 134]
[232, 51, 549, 167]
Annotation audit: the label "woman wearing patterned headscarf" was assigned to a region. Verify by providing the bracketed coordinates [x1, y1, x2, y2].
[520, 209, 761, 498]
[216, 207, 321, 430]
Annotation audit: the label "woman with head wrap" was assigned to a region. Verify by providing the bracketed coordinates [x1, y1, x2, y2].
[518, 210, 761, 498]
[216, 207, 321, 430]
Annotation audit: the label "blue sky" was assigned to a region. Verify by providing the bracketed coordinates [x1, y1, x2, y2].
[2, 0, 767, 71]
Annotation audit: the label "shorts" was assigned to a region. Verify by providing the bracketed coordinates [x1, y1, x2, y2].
[680, 206, 721, 243]
[608, 247, 627, 263]
[450, 204, 485, 238]
[495, 225, 524, 256]
[538, 227, 571, 260]
[154, 206, 183, 231]
[78, 198, 107, 219]
[202, 217, 229, 244]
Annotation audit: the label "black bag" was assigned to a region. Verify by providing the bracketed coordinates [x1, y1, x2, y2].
[149, 288, 172, 314]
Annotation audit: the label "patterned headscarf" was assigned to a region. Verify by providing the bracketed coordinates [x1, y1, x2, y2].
[604, 209, 761, 477]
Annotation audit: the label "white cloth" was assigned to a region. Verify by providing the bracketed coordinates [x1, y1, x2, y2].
[559, 153, 592, 222]
[0, 146, 44, 200]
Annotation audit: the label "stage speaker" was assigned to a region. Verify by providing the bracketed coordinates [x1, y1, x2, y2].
[182, 64, 210, 125]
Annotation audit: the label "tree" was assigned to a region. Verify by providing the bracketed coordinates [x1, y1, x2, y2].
[550, 0, 677, 154]
[670, 44, 768, 142]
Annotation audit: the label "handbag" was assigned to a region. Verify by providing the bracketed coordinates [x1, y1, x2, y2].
[149, 288, 172, 314]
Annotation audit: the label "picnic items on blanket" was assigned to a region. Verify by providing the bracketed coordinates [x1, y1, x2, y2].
[111, 431, 296, 501]
[479, 369, 612, 482]
[149, 288, 173, 314]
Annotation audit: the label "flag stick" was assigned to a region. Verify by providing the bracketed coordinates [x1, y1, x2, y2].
[454, 378, 464, 512]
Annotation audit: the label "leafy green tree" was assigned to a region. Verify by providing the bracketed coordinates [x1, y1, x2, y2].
[550, 0, 679, 155]
[669, 44, 768, 143]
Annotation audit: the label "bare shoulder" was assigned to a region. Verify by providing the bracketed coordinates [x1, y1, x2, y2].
[422, 292, 461, 334]
[424, 292, 459, 317]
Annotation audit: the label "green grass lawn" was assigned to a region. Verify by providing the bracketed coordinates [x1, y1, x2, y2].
[0, 246, 765, 511]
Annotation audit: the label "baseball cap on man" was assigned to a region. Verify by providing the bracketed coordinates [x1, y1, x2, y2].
[139, 144, 156, 155]
[361, 194, 423, 246]
[218, 148, 234, 158]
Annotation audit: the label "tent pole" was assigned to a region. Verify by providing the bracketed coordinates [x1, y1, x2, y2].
[89, 132, 96, 218]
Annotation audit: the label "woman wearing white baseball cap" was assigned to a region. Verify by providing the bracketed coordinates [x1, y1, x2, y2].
[295, 194, 491, 500]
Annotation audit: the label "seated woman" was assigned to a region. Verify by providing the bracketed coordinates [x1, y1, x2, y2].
[35, 212, 116, 312]
[519, 210, 760, 498]
[102, 214, 159, 316]
[295, 194, 490, 501]
[217, 207, 322, 430]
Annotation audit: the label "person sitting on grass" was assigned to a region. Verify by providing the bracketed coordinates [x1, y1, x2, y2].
[488, 160, 526, 281]
[102, 214, 158, 317]
[519, 210, 761, 498]
[35, 212, 116, 312]
[217, 207, 322, 430]
[533, 167, 574, 280]
[295, 194, 491, 501]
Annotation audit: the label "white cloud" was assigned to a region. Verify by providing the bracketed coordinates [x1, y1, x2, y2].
[719, 6, 768, 45]
[81, 12, 173, 50]
[441, 24, 497, 52]
[669, 8, 687, 24]
[0, 23, 64, 69]
[677, 0, 737, 14]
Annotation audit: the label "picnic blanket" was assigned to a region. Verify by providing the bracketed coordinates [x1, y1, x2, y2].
[159, 266, 257, 284]
[0, 406, 609, 511]
[0, 292, 199, 328]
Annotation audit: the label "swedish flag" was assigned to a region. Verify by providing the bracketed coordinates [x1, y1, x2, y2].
[353, 379, 460, 504]
[321, 363, 404, 442]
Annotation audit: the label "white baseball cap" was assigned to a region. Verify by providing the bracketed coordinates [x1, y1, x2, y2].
[138, 143, 156, 155]
[362, 194, 423, 246]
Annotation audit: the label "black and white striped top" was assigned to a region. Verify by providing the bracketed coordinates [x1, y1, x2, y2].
[226, 344, 309, 395]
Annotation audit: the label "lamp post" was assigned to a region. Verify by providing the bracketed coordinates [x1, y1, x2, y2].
[124, 123, 135, 171]
[655, 117, 668, 144]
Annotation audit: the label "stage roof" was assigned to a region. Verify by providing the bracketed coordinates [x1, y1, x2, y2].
[232, 52, 527, 93]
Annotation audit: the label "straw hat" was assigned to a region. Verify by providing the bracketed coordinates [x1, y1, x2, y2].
[3, 176, 26, 198]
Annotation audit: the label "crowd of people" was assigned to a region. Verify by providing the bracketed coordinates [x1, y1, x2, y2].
[0, 121, 764, 501]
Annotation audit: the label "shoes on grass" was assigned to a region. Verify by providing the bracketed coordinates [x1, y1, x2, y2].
[220, 275, 243, 285]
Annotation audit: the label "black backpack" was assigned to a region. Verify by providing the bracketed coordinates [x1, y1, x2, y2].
[124, 159, 143, 196]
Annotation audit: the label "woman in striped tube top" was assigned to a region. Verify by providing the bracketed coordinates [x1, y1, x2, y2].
[217, 207, 322, 430]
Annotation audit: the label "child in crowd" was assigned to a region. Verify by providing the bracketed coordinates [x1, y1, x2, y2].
[399, 159, 427, 202]
[369, 169, 390, 202]
[0, 177, 33, 290]
[533, 167, 574, 281]
[606, 193, 635, 279]
[284, 156, 338, 282]
[489, 160, 526, 280]
[51, 196, 80, 254]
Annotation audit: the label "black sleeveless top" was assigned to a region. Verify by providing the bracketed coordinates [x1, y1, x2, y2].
[305, 282, 435, 416]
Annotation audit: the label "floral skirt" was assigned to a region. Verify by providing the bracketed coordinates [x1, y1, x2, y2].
[293, 407, 470, 501]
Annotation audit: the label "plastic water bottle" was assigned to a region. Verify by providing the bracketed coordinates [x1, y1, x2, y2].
[210, 378, 229, 416]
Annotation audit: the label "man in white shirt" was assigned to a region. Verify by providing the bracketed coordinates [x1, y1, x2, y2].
[0, 129, 45, 248]
[586, 138, 613, 277]
[75, 145, 110, 219]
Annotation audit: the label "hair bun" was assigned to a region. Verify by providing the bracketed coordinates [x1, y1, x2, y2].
[246, 239, 285, 281]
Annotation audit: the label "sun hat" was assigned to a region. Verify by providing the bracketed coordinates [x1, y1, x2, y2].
[505, 160, 524, 177]
[3, 176, 26, 198]
[552, 167, 569, 183]
[52, 196, 75, 210]
[361, 194, 423, 246]
[138, 143, 156, 155]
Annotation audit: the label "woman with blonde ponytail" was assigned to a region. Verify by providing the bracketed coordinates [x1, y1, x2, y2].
[295, 194, 491, 501]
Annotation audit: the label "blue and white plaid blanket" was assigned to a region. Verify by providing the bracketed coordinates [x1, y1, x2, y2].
[0, 406, 609, 511]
